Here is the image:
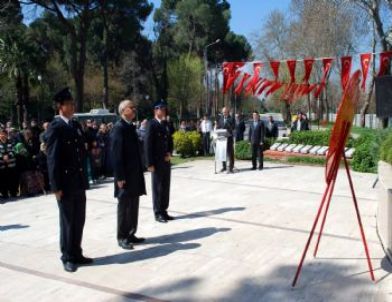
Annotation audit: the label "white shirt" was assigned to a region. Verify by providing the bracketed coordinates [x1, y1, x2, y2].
[59, 115, 70, 125]
[297, 119, 301, 131]
[201, 120, 212, 133]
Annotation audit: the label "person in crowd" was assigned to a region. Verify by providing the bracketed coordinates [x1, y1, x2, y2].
[111, 100, 146, 249]
[235, 113, 246, 142]
[201, 115, 212, 156]
[249, 111, 266, 170]
[188, 120, 197, 132]
[291, 112, 310, 132]
[0, 128, 18, 198]
[40, 122, 49, 143]
[266, 115, 279, 138]
[97, 123, 110, 178]
[145, 100, 174, 223]
[30, 120, 41, 141]
[90, 139, 102, 183]
[166, 115, 176, 135]
[15, 129, 43, 196]
[216, 107, 235, 173]
[46, 87, 92, 273]
[179, 121, 187, 132]
[37, 142, 50, 192]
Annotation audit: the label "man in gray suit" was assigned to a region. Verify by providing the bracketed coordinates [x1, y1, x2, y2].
[248, 111, 265, 170]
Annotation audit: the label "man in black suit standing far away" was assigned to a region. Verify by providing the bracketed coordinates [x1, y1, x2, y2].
[46, 88, 93, 273]
[249, 111, 266, 170]
[216, 107, 235, 173]
[111, 100, 146, 250]
[145, 100, 174, 223]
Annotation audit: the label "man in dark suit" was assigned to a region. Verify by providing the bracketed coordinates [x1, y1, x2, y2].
[216, 107, 235, 173]
[266, 115, 279, 138]
[111, 100, 146, 250]
[249, 111, 266, 170]
[46, 88, 92, 273]
[145, 100, 174, 223]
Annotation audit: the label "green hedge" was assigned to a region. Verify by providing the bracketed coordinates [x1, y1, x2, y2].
[351, 129, 392, 173]
[288, 130, 355, 148]
[380, 132, 392, 165]
[287, 156, 326, 165]
[235, 141, 252, 160]
[173, 131, 202, 158]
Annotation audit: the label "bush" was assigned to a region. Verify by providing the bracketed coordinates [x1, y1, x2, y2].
[173, 131, 201, 158]
[351, 129, 392, 173]
[235, 141, 252, 160]
[380, 132, 392, 165]
[289, 130, 331, 146]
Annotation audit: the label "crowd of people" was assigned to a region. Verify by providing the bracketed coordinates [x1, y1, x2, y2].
[0, 106, 310, 200]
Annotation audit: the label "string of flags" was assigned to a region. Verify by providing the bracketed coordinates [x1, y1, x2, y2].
[222, 51, 392, 103]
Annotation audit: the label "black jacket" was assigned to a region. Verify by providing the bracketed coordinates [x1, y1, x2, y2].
[249, 120, 266, 145]
[235, 119, 246, 141]
[266, 121, 279, 138]
[46, 117, 89, 193]
[291, 119, 310, 132]
[145, 118, 174, 167]
[216, 115, 235, 137]
[111, 119, 146, 198]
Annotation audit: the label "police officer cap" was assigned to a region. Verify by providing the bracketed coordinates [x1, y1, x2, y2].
[54, 87, 73, 104]
[153, 99, 168, 109]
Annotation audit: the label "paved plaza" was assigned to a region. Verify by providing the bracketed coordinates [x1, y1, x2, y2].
[1, 159, 392, 302]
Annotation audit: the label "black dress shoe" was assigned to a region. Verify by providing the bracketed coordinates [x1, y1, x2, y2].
[164, 213, 175, 220]
[155, 215, 168, 223]
[251, 167, 256, 170]
[227, 170, 234, 174]
[128, 235, 146, 244]
[63, 261, 77, 273]
[118, 240, 134, 250]
[220, 168, 227, 173]
[258, 167, 263, 170]
[76, 256, 94, 265]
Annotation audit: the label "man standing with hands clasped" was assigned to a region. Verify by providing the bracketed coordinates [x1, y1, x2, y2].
[249, 111, 266, 170]
[145, 100, 174, 223]
[46, 88, 92, 273]
[111, 100, 146, 250]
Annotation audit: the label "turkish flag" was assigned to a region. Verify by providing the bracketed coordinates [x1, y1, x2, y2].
[341, 56, 352, 90]
[265, 82, 284, 96]
[287, 60, 297, 83]
[270, 60, 280, 80]
[222, 62, 233, 94]
[360, 53, 372, 91]
[247, 62, 263, 93]
[223, 62, 245, 94]
[378, 51, 392, 76]
[314, 58, 334, 98]
[303, 58, 315, 83]
[234, 73, 251, 95]
[256, 80, 274, 95]
[247, 78, 265, 95]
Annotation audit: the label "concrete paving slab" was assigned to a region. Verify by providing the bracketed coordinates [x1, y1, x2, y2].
[0, 159, 390, 302]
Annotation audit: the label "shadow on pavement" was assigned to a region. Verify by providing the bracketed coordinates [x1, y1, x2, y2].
[0, 224, 30, 231]
[174, 207, 245, 220]
[94, 242, 201, 266]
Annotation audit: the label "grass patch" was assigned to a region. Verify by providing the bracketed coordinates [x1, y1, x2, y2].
[287, 156, 326, 166]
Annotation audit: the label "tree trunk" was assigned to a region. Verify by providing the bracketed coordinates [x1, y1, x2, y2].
[22, 72, 29, 123]
[15, 72, 23, 128]
[101, 16, 110, 109]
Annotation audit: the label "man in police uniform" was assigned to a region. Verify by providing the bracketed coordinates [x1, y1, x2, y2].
[145, 100, 174, 223]
[46, 87, 92, 272]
